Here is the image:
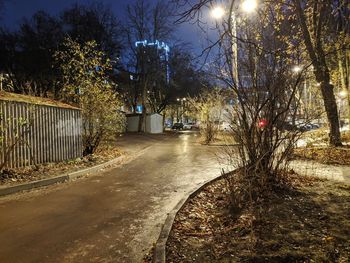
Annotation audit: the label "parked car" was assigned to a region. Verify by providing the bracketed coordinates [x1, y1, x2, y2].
[298, 123, 320, 132]
[172, 123, 184, 130]
[192, 122, 200, 129]
[183, 123, 194, 130]
[164, 122, 172, 128]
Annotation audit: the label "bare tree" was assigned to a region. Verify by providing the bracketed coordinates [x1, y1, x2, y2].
[173, 0, 348, 147]
[291, 0, 343, 146]
[329, 0, 350, 125]
[124, 0, 174, 132]
[61, 2, 123, 59]
[173, 0, 310, 207]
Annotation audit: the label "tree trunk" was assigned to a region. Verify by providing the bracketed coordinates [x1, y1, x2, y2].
[138, 82, 147, 132]
[320, 82, 342, 146]
[293, 0, 342, 146]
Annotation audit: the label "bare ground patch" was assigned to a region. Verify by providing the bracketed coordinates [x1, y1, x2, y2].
[165, 175, 350, 263]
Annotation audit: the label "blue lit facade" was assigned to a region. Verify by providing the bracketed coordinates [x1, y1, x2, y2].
[135, 40, 170, 84]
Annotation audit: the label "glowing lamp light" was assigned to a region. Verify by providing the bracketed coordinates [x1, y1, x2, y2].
[242, 0, 258, 13]
[293, 65, 302, 73]
[258, 119, 268, 128]
[211, 6, 225, 19]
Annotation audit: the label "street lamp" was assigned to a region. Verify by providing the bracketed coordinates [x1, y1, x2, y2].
[211, 0, 258, 87]
[210, 0, 258, 19]
[293, 65, 302, 73]
[211, 6, 225, 19]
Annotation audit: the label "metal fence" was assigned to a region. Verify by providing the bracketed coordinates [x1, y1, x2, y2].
[0, 100, 82, 169]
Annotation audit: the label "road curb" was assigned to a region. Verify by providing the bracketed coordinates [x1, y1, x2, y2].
[67, 155, 127, 181]
[0, 155, 127, 197]
[0, 175, 69, 197]
[153, 170, 236, 263]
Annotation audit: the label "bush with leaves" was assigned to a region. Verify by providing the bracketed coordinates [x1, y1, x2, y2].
[189, 88, 226, 144]
[54, 38, 125, 156]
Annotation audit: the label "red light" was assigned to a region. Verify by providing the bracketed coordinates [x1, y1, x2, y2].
[258, 119, 267, 128]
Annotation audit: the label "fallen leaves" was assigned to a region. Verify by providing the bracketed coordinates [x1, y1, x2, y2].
[293, 146, 350, 165]
[0, 144, 123, 186]
[166, 176, 350, 262]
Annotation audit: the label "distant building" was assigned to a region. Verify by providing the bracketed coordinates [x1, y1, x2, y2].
[135, 40, 170, 84]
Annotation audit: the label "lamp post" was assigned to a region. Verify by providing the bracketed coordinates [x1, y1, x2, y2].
[182, 98, 187, 123]
[211, 0, 257, 87]
[176, 98, 180, 122]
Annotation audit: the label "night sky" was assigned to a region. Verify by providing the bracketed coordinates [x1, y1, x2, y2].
[1, 0, 210, 53]
[2, 0, 143, 28]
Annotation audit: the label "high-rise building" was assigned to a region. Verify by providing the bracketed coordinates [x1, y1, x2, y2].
[135, 40, 170, 84]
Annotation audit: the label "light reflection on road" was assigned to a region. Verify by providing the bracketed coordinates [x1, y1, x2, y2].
[180, 134, 189, 153]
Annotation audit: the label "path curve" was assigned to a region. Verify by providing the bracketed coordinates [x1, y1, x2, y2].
[0, 132, 223, 263]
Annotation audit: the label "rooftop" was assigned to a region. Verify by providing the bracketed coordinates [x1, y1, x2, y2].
[0, 91, 80, 110]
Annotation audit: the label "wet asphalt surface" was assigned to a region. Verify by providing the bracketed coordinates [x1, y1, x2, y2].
[0, 132, 224, 263]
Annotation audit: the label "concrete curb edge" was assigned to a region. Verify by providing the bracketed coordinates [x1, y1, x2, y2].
[67, 155, 127, 181]
[153, 170, 237, 263]
[0, 155, 127, 197]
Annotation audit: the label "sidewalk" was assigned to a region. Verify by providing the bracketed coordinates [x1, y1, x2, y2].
[290, 159, 350, 184]
[0, 133, 164, 197]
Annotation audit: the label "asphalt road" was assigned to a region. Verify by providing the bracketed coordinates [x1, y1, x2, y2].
[0, 132, 225, 263]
